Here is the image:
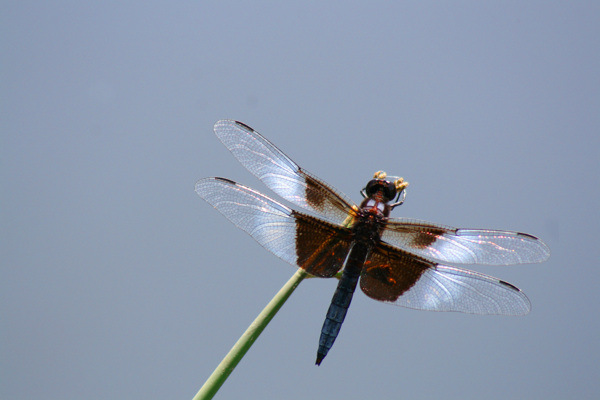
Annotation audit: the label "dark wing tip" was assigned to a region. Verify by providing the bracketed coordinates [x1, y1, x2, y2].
[498, 280, 531, 315]
[213, 119, 255, 132]
[516, 232, 551, 261]
[234, 120, 255, 132]
[213, 177, 236, 185]
[499, 279, 521, 292]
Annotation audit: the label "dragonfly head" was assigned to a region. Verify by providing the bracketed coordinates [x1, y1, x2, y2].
[361, 171, 409, 209]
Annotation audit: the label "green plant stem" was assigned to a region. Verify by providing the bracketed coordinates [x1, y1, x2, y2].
[192, 268, 308, 400]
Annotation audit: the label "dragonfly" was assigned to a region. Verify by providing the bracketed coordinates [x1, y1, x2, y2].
[195, 120, 550, 365]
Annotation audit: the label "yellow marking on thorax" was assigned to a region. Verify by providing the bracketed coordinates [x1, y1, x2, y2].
[342, 205, 360, 228]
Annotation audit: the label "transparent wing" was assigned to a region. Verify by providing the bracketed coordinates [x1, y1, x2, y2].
[360, 243, 531, 315]
[195, 177, 352, 277]
[381, 218, 550, 265]
[213, 120, 356, 225]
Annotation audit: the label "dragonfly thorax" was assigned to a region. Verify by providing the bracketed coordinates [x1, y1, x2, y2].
[359, 197, 390, 218]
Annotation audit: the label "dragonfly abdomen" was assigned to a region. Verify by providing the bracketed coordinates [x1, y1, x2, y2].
[316, 243, 368, 365]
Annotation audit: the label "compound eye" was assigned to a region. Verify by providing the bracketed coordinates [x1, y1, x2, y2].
[365, 180, 380, 196]
[384, 181, 397, 201]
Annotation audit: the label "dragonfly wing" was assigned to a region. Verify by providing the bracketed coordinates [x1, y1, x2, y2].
[381, 218, 550, 265]
[360, 242, 531, 315]
[195, 177, 352, 277]
[213, 120, 357, 225]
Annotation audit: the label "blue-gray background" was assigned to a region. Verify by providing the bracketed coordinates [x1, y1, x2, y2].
[2, 2, 599, 399]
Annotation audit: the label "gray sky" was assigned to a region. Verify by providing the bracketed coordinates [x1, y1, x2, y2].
[2, 2, 599, 399]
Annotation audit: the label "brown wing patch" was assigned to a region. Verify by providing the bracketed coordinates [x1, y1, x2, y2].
[304, 174, 326, 210]
[303, 172, 356, 218]
[410, 227, 447, 249]
[360, 243, 432, 302]
[293, 211, 353, 277]
[384, 221, 452, 249]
